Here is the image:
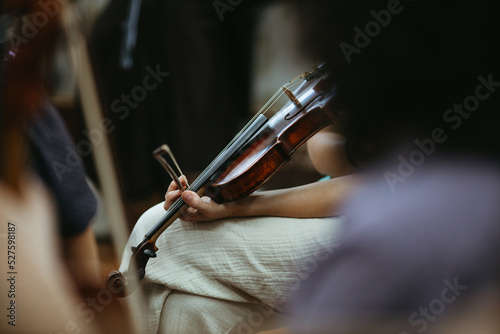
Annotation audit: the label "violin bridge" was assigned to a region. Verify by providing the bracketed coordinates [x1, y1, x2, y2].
[153, 144, 190, 191]
[282, 86, 303, 110]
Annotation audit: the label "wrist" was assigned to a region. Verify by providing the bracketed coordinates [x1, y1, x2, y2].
[223, 199, 247, 218]
[222, 193, 260, 218]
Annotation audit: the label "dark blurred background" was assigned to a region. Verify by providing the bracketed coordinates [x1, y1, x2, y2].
[47, 0, 324, 247]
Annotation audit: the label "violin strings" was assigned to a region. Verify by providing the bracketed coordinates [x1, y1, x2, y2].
[187, 76, 304, 191]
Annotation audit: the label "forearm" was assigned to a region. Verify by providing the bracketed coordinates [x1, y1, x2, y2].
[176, 125, 361, 222]
[226, 174, 359, 218]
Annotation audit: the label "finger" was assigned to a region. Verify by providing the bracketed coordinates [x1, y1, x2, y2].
[167, 176, 188, 195]
[166, 189, 181, 202]
[164, 186, 179, 203]
[200, 196, 212, 204]
[179, 175, 189, 189]
[167, 180, 180, 192]
[181, 191, 209, 212]
[164, 176, 189, 210]
[181, 207, 201, 222]
[164, 189, 182, 210]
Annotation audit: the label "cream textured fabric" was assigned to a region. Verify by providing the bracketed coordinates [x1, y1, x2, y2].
[158, 290, 288, 334]
[119, 202, 343, 333]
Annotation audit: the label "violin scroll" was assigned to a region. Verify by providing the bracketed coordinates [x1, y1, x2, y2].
[106, 270, 127, 298]
[106, 239, 158, 298]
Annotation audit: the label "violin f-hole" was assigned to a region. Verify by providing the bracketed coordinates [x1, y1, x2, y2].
[285, 94, 326, 121]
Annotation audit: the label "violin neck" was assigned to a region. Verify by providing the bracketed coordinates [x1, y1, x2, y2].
[144, 114, 268, 241]
[144, 194, 191, 242]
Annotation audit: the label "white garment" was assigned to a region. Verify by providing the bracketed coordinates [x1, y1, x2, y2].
[119, 202, 343, 333]
[158, 290, 288, 334]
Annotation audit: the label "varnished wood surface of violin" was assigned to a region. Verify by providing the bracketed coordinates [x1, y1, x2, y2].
[205, 68, 336, 202]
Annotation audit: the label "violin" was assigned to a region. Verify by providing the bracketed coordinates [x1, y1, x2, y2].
[106, 63, 338, 297]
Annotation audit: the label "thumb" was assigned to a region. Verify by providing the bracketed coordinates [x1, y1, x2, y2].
[181, 191, 205, 210]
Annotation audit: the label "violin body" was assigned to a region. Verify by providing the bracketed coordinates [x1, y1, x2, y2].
[205, 67, 336, 202]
